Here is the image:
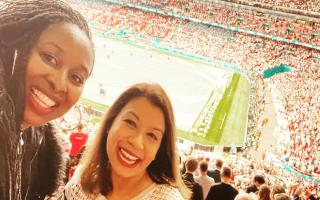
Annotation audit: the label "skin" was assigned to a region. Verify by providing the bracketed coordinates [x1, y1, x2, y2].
[106, 97, 165, 199]
[23, 22, 94, 127]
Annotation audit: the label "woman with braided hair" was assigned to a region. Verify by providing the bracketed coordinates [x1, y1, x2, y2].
[0, 0, 95, 199]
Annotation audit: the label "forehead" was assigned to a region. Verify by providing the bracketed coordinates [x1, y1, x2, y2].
[36, 22, 94, 70]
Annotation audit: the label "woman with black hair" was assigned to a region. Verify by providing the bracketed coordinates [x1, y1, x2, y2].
[0, 0, 95, 199]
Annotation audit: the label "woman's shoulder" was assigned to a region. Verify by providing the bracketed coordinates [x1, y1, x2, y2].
[64, 170, 87, 199]
[148, 184, 184, 200]
[64, 168, 105, 200]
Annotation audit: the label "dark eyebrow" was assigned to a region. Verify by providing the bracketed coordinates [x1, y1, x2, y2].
[152, 127, 164, 135]
[43, 42, 64, 53]
[127, 111, 140, 121]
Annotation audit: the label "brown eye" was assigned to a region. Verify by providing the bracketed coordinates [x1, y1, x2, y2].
[41, 52, 57, 67]
[147, 132, 158, 141]
[124, 119, 136, 128]
[70, 73, 84, 86]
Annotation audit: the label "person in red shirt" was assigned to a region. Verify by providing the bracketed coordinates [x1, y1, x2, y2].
[69, 123, 88, 158]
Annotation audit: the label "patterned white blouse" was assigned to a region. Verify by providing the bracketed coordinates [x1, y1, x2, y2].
[64, 173, 184, 200]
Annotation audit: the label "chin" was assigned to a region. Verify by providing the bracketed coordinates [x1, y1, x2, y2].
[23, 117, 48, 128]
[112, 165, 136, 178]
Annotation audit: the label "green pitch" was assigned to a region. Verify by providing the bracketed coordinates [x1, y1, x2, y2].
[177, 73, 250, 146]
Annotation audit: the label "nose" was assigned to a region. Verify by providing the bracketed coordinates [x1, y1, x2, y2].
[48, 69, 68, 93]
[128, 132, 144, 150]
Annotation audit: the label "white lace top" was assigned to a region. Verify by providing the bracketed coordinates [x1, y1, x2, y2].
[64, 173, 184, 200]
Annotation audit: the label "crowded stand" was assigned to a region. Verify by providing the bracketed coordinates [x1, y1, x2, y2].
[58, 0, 320, 199]
[115, 0, 320, 46]
[89, 0, 320, 14]
[244, 0, 320, 13]
[220, 0, 320, 18]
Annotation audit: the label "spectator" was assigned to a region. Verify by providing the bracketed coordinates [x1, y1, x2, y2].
[195, 161, 215, 199]
[271, 184, 286, 200]
[0, 0, 94, 199]
[258, 184, 271, 200]
[69, 123, 88, 158]
[246, 175, 266, 194]
[206, 166, 239, 200]
[64, 83, 190, 199]
[207, 159, 223, 182]
[235, 193, 257, 200]
[183, 157, 204, 200]
[274, 193, 290, 200]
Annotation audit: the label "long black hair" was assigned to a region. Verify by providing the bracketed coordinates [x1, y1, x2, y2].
[0, 1, 93, 199]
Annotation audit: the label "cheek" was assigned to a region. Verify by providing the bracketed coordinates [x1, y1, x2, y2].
[106, 134, 112, 150]
[106, 139, 112, 158]
[25, 53, 43, 82]
[106, 129, 117, 156]
[65, 87, 83, 107]
[146, 144, 161, 162]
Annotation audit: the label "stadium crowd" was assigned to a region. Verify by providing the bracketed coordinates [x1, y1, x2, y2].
[61, 0, 320, 199]
[245, 0, 320, 13]
[120, 0, 320, 46]
[129, 0, 320, 13]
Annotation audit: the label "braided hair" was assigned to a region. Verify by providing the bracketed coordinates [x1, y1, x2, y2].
[0, 1, 93, 199]
[0, 0, 93, 128]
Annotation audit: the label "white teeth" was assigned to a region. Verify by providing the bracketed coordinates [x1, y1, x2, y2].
[119, 148, 139, 164]
[119, 152, 136, 165]
[31, 87, 56, 108]
[32, 93, 50, 108]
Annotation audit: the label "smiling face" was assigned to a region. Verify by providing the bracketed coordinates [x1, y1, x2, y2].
[106, 97, 165, 180]
[23, 22, 94, 127]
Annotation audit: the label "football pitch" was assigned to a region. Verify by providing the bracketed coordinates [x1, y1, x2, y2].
[177, 73, 249, 146]
[81, 36, 250, 146]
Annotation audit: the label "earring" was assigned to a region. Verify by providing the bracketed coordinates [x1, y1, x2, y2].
[11, 49, 18, 77]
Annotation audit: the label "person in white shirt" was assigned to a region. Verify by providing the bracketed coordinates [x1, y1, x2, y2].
[195, 161, 215, 199]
